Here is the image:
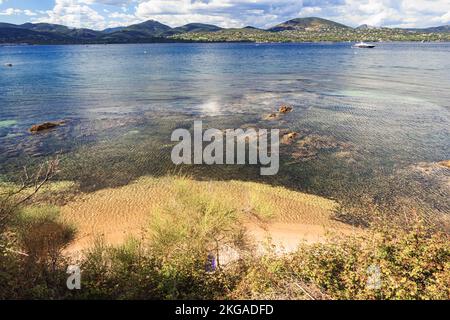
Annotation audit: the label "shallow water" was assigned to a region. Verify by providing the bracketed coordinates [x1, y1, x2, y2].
[0, 42, 449, 216]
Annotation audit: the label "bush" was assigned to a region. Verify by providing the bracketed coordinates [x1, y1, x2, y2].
[287, 226, 450, 300]
[0, 203, 75, 299]
[71, 238, 236, 300]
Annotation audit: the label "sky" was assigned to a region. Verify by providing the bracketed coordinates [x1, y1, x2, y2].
[0, 0, 449, 30]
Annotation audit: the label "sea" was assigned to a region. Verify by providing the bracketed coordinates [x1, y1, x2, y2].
[1, 42, 449, 218]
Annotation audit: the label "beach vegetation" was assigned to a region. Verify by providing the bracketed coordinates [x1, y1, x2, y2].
[0, 166, 448, 300]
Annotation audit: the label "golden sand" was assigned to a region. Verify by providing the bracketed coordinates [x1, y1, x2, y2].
[60, 176, 361, 254]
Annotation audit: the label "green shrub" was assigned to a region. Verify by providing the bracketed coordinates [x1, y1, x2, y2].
[287, 226, 450, 300]
[72, 238, 236, 300]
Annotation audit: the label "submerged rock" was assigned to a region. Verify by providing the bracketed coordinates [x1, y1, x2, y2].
[263, 104, 294, 121]
[279, 105, 293, 114]
[407, 162, 450, 190]
[30, 121, 65, 133]
[297, 135, 340, 150]
[281, 132, 300, 144]
[292, 148, 318, 161]
[291, 134, 353, 161]
[333, 151, 357, 164]
[264, 113, 280, 120]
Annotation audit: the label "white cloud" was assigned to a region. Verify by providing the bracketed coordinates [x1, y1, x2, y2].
[108, 12, 134, 19]
[24, 10, 37, 17]
[130, 0, 450, 29]
[36, 0, 106, 29]
[322, 0, 450, 28]
[134, 0, 304, 28]
[0, 8, 37, 16]
[0, 8, 20, 16]
[31, 0, 450, 30]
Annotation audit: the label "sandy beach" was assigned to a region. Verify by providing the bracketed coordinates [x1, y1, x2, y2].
[59, 176, 361, 256]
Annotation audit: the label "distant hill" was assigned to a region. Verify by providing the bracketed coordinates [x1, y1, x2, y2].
[0, 18, 449, 44]
[102, 26, 126, 34]
[407, 25, 450, 33]
[356, 24, 379, 30]
[94, 20, 173, 43]
[66, 28, 102, 40]
[0, 22, 102, 43]
[19, 23, 70, 33]
[0, 27, 71, 44]
[168, 23, 222, 35]
[122, 20, 172, 37]
[268, 17, 350, 32]
[0, 22, 23, 29]
[243, 26, 262, 30]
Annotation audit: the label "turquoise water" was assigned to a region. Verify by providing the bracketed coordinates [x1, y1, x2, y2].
[0, 42, 449, 216]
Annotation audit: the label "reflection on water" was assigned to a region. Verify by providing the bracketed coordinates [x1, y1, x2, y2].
[0, 43, 449, 217]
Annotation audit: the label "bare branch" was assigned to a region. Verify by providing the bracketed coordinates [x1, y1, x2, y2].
[14, 157, 60, 207]
[0, 156, 60, 227]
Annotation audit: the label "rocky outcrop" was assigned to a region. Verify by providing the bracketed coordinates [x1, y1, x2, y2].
[30, 121, 65, 133]
[279, 105, 293, 114]
[281, 132, 300, 144]
[264, 104, 294, 121]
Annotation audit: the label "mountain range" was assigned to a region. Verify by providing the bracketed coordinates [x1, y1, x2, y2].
[0, 17, 448, 44]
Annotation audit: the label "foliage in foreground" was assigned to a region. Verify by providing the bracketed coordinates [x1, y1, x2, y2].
[254, 227, 450, 300]
[1, 173, 449, 300]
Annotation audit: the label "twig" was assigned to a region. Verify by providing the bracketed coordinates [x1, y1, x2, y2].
[291, 279, 316, 300]
[5, 247, 29, 257]
[13, 157, 60, 208]
[0, 156, 60, 226]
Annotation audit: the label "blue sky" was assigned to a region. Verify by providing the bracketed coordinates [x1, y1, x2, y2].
[0, 0, 449, 30]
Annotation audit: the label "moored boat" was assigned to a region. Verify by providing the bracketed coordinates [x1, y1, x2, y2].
[353, 41, 376, 48]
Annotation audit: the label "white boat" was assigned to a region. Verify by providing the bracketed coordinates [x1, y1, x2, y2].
[353, 42, 376, 48]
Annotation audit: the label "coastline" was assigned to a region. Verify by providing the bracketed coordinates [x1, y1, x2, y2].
[1, 39, 450, 46]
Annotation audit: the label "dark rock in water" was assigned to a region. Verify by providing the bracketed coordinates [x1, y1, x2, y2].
[279, 105, 293, 114]
[29, 121, 65, 133]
